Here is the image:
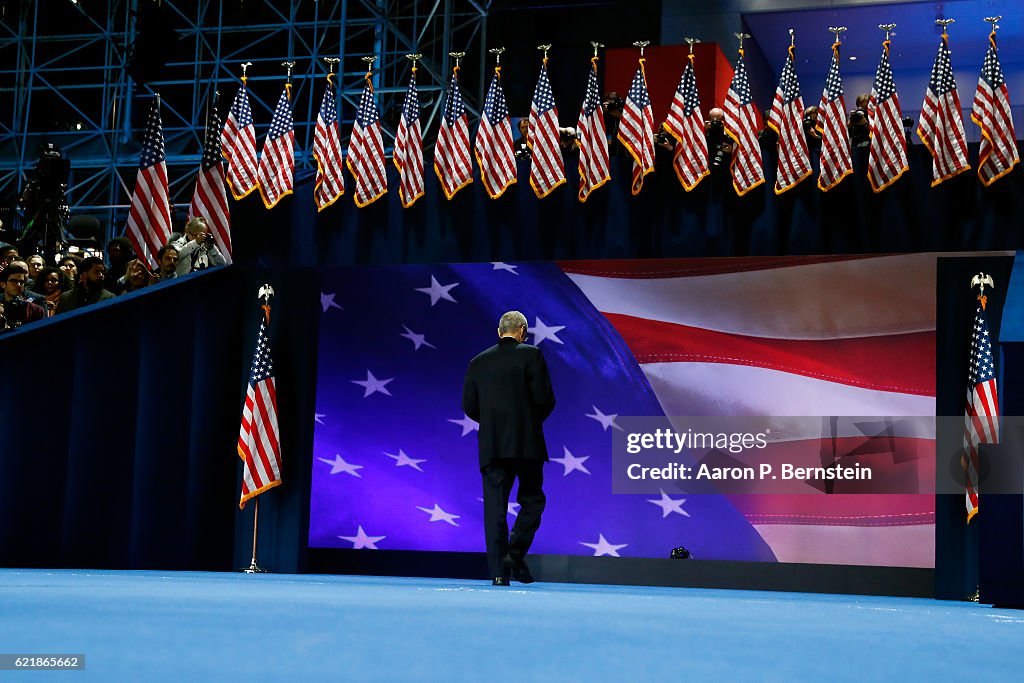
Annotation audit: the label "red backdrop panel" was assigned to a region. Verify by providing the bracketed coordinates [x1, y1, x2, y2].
[605, 43, 734, 124]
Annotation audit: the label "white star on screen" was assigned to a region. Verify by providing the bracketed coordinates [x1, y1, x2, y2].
[528, 317, 565, 346]
[551, 446, 590, 476]
[586, 405, 623, 432]
[415, 275, 459, 306]
[647, 489, 690, 518]
[318, 454, 364, 477]
[314, 413, 326, 425]
[491, 262, 519, 274]
[384, 449, 426, 472]
[417, 503, 460, 526]
[337, 526, 385, 549]
[352, 370, 393, 397]
[580, 534, 628, 557]
[449, 415, 479, 436]
[320, 292, 343, 313]
[400, 325, 436, 351]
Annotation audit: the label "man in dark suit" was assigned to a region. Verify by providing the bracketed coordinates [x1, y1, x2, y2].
[462, 310, 556, 586]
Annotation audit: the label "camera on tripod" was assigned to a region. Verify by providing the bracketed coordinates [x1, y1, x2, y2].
[18, 143, 71, 263]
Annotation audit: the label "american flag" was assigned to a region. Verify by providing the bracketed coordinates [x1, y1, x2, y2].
[311, 253, 938, 569]
[723, 50, 765, 196]
[475, 68, 517, 199]
[818, 41, 853, 192]
[528, 60, 566, 198]
[971, 32, 1019, 186]
[663, 54, 708, 192]
[189, 99, 232, 263]
[576, 59, 610, 202]
[124, 98, 172, 271]
[917, 34, 970, 186]
[962, 295, 999, 522]
[617, 61, 655, 196]
[347, 75, 388, 208]
[256, 86, 296, 209]
[766, 45, 812, 194]
[222, 81, 259, 200]
[434, 66, 474, 200]
[313, 78, 345, 211]
[238, 305, 282, 509]
[394, 68, 425, 208]
[868, 40, 909, 193]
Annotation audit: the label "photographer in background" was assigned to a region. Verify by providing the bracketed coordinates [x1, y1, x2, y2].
[0, 264, 46, 333]
[848, 94, 871, 148]
[705, 107, 734, 172]
[172, 216, 225, 277]
[513, 118, 531, 161]
[602, 91, 624, 156]
[803, 105, 823, 149]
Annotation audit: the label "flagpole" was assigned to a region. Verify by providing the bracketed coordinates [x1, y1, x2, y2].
[242, 283, 276, 574]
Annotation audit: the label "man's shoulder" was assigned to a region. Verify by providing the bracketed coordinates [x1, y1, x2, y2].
[470, 343, 501, 364]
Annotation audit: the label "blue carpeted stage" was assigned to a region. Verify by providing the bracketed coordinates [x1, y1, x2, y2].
[1, 568, 1022, 681]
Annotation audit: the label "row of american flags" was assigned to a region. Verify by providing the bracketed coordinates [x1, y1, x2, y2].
[124, 29, 1018, 269]
[729, 27, 1018, 197]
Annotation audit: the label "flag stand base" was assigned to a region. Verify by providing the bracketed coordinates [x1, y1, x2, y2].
[242, 560, 268, 574]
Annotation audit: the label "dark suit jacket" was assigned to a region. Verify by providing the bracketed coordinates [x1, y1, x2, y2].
[462, 336, 556, 471]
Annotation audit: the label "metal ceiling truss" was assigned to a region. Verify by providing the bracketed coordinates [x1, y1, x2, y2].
[0, 0, 489, 242]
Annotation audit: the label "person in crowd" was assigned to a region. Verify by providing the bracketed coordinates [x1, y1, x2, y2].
[117, 259, 155, 294]
[802, 105, 823, 149]
[172, 217, 225, 276]
[55, 256, 114, 314]
[58, 254, 80, 284]
[0, 264, 46, 332]
[8, 259, 47, 309]
[105, 237, 135, 294]
[602, 91, 624, 156]
[0, 244, 19, 269]
[462, 310, 556, 586]
[155, 245, 179, 281]
[30, 266, 69, 317]
[25, 254, 45, 285]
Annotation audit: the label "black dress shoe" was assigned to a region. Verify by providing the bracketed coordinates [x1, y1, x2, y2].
[491, 576, 510, 586]
[502, 553, 535, 584]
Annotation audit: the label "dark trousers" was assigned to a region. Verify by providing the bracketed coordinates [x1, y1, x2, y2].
[482, 458, 546, 578]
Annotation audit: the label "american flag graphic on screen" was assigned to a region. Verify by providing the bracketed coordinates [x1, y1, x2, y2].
[475, 67, 517, 199]
[311, 254, 937, 569]
[239, 306, 282, 509]
[222, 81, 259, 200]
[256, 86, 296, 209]
[724, 50, 765, 196]
[434, 66, 474, 200]
[189, 99, 232, 262]
[917, 33, 970, 186]
[818, 41, 853, 192]
[766, 44, 812, 194]
[125, 98, 172, 271]
[617, 61, 655, 196]
[528, 59, 566, 198]
[971, 31, 1019, 186]
[313, 78, 345, 211]
[576, 58, 610, 202]
[962, 295, 999, 522]
[663, 53, 709, 192]
[394, 68, 425, 208]
[868, 39, 908, 193]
